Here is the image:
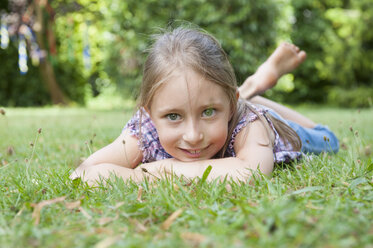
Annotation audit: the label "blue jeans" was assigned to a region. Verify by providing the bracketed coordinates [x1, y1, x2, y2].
[267, 109, 339, 154]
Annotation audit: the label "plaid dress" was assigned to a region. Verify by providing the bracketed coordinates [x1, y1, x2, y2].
[123, 103, 302, 164]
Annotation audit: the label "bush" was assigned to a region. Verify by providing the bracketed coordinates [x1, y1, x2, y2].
[287, 0, 373, 105]
[0, 43, 87, 106]
[328, 87, 373, 108]
[0, 44, 50, 106]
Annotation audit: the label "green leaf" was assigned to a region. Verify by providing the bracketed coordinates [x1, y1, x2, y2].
[72, 178, 82, 188]
[200, 165, 212, 184]
[290, 186, 323, 195]
[365, 162, 373, 174]
[349, 177, 367, 188]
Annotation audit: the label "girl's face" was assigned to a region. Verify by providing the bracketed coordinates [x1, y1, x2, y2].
[148, 69, 233, 162]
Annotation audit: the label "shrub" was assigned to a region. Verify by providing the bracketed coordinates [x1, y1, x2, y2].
[328, 87, 373, 108]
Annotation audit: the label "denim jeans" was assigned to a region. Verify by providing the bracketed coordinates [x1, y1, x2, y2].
[267, 109, 339, 154]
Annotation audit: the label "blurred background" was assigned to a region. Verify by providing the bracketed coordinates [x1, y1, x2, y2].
[0, 0, 372, 108]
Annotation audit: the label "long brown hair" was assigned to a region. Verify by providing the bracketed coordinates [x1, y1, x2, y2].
[137, 27, 301, 157]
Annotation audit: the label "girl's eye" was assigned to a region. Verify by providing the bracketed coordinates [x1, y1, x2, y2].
[202, 108, 215, 117]
[166, 113, 181, 121]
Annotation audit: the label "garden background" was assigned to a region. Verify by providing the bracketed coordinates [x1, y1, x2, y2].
[0, 0, 372, 108]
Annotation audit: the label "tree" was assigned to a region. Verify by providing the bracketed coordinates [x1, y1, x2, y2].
[2, 0, 67, 104]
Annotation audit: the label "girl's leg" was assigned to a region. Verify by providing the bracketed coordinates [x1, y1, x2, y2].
[250, 95, 316, 128]
[249, 95, 339, 154]
[238, 43, 339, 153]
[238, 42, 307, 99]
[265, 105, 339, 154]
[238, 42, 313, 128]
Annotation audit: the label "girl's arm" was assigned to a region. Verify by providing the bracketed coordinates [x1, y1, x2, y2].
[73, 163, 148, 186]
[70, 130, 143, 180]
[140, 120, 274, 182]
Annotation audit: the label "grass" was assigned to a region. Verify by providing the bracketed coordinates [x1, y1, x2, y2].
[0, 106, 372, 248]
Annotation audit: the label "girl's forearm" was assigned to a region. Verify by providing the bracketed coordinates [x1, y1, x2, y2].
[141, 157, 266, 182]
[72, 163, 147, 185]
[72, 156, 273, 185]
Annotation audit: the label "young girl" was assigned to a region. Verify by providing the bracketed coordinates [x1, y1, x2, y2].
[71, 27, 339, 185]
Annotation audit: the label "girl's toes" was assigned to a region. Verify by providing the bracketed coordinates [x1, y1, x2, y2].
[298, 51, 307, 62]
[281, 42, 289, 48]
[289, 43, 298, 51]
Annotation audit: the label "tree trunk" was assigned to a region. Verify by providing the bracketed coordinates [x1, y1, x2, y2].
[34, 0, 67, 105]
[38, 58, 66, 104]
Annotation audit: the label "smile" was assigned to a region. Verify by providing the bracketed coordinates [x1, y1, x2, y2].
[179, 146, 210, 158]
[189, 150, 201, 154]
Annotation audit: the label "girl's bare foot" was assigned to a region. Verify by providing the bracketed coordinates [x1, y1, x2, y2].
[268, 42, 307, 77]
[239, 43, 307, 99]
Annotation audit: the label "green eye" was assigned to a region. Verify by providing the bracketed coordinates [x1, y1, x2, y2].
[167, 113, 180, 121]
[203, 108, 215, 117]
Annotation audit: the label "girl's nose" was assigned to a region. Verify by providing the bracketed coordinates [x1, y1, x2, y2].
[182, 122, 204, 145]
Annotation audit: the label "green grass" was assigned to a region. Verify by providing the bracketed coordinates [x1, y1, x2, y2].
[0, 106, 372, 248]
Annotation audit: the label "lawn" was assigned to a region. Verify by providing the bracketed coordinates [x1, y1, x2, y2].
[0, 106, 372, 247]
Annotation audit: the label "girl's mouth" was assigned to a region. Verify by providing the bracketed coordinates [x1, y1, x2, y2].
[181, 149, 202, 158]
[188, 150, 201, 154]
[179, 146, 209, 158]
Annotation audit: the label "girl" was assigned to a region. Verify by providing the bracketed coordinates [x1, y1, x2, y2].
[71, 27, 339, 185]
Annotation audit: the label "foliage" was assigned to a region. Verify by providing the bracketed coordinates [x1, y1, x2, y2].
[53, 59, 86, 105]
[0, 45, 50, 106]
[278, 0, 373, 106]
[0, 107, 372, 246]
[57, 0, 281, 99]
[328, 86, 373, 108]
[0, 0, 87, 106]
[1, 0, 372, 107]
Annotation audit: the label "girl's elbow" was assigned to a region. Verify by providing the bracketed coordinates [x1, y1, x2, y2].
[70, 165, 89, 180]
[244, 160, 274, 177]
[70, 164, 104, 186]
[70, 161, 96, 180]
[259, 160, 274, 176]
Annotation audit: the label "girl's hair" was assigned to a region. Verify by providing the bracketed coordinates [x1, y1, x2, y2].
[138, 27, 301, 157]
